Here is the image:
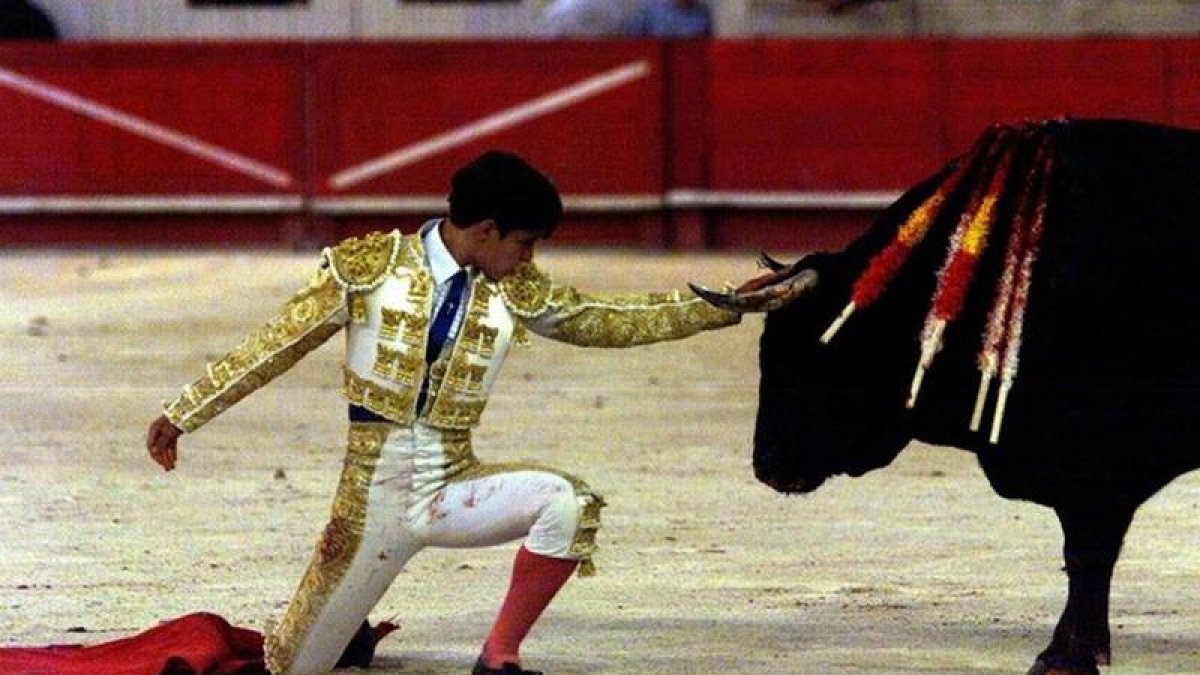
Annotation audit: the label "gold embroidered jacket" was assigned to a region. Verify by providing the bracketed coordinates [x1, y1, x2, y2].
[163, 229, 740, 433]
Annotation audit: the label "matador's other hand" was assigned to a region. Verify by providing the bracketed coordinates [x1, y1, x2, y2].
[146, 414, 182, 472]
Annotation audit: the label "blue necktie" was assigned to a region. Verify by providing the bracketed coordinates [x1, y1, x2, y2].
[426, 270, 467, 364]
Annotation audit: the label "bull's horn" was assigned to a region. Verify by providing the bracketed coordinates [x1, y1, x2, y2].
[689, 269, 819, 313]
[688, 282, 739, 309]
[757, 251, 789, 272]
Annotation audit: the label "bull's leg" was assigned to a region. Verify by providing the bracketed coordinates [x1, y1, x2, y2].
[1026, 504, 1135, 675]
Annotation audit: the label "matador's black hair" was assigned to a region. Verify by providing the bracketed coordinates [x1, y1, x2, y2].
[447, 150, 563, 239]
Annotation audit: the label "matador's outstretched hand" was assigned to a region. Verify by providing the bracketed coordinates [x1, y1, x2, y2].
[146, 415, 182, 471]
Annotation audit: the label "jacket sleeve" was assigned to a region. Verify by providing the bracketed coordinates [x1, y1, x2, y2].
[162, 264, 350, 433]
[498, 263, 740, 348]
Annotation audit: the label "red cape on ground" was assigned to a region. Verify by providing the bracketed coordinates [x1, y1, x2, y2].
[0, 612, 397, 675]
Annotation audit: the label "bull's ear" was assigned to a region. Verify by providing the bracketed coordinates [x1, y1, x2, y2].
[689, 269, 819, 313]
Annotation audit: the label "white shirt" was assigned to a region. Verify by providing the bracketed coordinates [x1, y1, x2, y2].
[420, 218, 471, 343]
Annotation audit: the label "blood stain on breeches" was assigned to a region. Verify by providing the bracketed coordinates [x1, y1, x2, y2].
[463, 479, 502, 508]
[428, 490, 449, 521]
[540, 480, 568, 495]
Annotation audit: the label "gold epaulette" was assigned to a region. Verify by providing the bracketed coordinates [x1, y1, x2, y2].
[323, 230, 402, 292]
[498, 262, 552, 317]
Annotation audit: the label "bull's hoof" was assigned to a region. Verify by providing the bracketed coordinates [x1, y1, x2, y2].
[1026, 656, 1100, 675]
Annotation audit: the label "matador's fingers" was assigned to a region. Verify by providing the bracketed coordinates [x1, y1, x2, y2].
[162, 445, 177, 471]
[146, 416, 182, 471]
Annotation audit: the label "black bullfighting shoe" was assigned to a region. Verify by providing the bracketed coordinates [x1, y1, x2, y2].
[335, 620, 379, 669]
[471, 657, 544, 675]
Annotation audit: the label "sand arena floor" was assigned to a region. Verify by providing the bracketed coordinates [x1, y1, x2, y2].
[0, 247, 1198, 674]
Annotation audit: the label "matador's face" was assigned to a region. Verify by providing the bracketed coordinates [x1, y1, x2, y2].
[474, 227, 539, 281]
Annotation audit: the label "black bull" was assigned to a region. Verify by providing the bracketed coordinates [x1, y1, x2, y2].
[701, 119, 1200, 675]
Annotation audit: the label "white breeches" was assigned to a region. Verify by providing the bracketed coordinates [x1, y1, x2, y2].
[263, 422, 603, 675]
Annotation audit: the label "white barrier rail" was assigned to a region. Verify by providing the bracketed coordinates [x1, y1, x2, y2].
[0, 191, 901, 215]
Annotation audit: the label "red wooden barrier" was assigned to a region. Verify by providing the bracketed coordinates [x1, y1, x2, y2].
[0, 39, 1197, 249]
[308, 40, 667, 246]
[0, 43, 305, 195]
[707, 39, 946, 191]
[943, 39, 1171, 149]
[310, 41, 664, 197]
[1167, 41, 1200, 129]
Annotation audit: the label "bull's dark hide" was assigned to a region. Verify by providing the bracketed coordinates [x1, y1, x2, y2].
[755, 118, 1200, 674]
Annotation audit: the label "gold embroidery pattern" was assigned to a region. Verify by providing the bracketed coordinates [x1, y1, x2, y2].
[441, 435, 476, 466]
[498, 263, 552, 317]
[513, 321, 531, 347]
[426, 357, 449, 392]
[349, 295, 367, 324]
[460, 321, 499, 357]
[545, 289, 739, 348]
[425, 398, 486, 429]
[371, 344, 424, 386]
[379, 307, 402, 340]
[408, 271, 433, 307]
[471, 279, 494, 306]
[438, 434, 480, 478]
[324, 230, 400, 291]
[380, 307, 428, 346]
[163, 268, 346, 433]
[343, 368, 418, 425]
[425, 350, 483, 427]
[572, 489, 607, 577]
[444, 362, 488, 394]
[460, 278, 491, 331]
[448, 461, 605, 577]
[423, 281, 498, 428]
[394, 232, 425, 273]
[401, 311, 429, 346]
[265, 424, 387, 675]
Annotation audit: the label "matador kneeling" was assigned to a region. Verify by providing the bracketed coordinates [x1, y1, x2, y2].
[145, 151, 741, 675]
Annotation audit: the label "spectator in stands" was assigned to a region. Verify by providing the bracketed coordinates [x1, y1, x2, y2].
[625, 0, 712, 38]
[824, 0, 897, 14]
[540, 0, 712, 39]
[539, 0, 633, 38]
[0, 0, 58, 40]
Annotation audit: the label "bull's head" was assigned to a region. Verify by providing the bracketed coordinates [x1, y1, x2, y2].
[692, 252, 913, 495]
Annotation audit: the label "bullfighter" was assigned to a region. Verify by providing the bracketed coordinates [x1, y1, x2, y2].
[145, 150, 741, 675]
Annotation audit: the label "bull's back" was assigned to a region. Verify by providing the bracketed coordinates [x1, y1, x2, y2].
[1027, 119, 1200, 380]
[988, 120, 1200, 498]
